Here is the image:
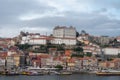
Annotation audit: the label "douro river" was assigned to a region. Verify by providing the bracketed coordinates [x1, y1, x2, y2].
[0, 74, 120, 80]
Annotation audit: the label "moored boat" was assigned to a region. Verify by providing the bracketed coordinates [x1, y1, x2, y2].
[26, 71, 44, 76]
[2, 71, 19, 76]
[96, 70, 120, 76]
[55, 71, 72, 75]
[20, 71, 31, 75]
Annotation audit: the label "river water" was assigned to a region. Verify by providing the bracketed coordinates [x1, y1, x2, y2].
[0, 74, 120, 80]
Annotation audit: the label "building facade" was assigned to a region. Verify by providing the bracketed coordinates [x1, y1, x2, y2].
[53, 26, 76, 38]
[20, 33, 50, 45]
[103, 48, 120, 55]
[52, 26, 76, 45]
[51, 38, 76, 45]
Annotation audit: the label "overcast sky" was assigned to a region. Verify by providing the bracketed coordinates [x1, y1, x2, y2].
[0, 0, 120, 37]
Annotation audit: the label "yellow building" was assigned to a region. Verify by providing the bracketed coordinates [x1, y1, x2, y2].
[13, 54, 20, 67]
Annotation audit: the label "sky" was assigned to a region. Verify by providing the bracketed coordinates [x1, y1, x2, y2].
[0, 0, 120, 37]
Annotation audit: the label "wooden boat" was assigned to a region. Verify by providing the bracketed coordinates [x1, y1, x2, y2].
[20, 71, 31, 75]
[96, 72, 120, 76]
[5, 73, 19, 76]
[96, 70, 120, 76]
[27, 73, 44, 76]
[27, 72, 44, 76]
[2, 71, 19, 76]
[55, 71, 72, 75]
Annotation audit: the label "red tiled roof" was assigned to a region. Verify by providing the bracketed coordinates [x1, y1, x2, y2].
[0, 52, 7, 58]
[67, 58, 75, 63]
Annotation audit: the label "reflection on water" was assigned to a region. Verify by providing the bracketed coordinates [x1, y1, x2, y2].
[0, 74, 120, 80]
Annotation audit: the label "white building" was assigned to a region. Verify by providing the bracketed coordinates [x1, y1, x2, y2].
[41, 57, 63, 68]
[0, 59, 5, 66]
[52, 26, 76, 45]
[53, 26, 76, 38]
[28, 38, 47, 45]
[116, 37, 120, 42]
[83, 46, 101, 55]
[103, 48, 120, 55]
[77, 35, 88, 41]
[0, 59, 5, 71]
[6, 56, 15, 70]
[98, 36, 110, 45]
[20, 33, 50, 45]
[51, 37, 76, 45]
[7, 51, 17, 56]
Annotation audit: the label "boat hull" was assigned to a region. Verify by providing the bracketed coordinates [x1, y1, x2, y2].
[96, 72, 120, 76]
[56, 72, 72, 75]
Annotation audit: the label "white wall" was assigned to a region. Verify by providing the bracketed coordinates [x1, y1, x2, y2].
[51, 38, 76, 45]
[103, 48, 120, 55]
[20, 35, 47, 45]
[0, 59, 5, 66]
[29, 39, 46, 45]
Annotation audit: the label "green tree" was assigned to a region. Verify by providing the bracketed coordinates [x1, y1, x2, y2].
[73, 47, 83, 52]
[16, 43, 31, 50]
[76, 31, 80, 37]
[55, 65, 63, 71]
[57, 44, 65, 51]
[85, 52, 92, 57]
[40, 45, 46, 50]
[71, 53, 84, 58]
[76, 41, 84, 46]
[118, 53, 120, 58]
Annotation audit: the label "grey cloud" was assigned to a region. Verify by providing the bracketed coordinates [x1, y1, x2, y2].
[21, 11, 120, 36]
[93, 0, 120, 10]
[0, 0, 55, 25]
[0, 0, 120, 37]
